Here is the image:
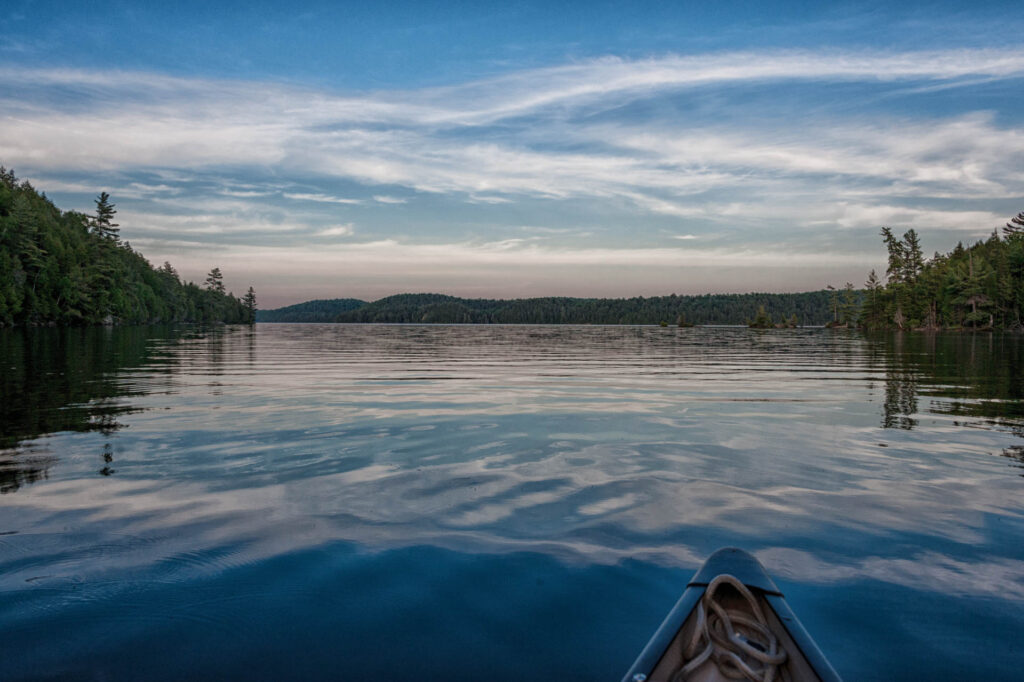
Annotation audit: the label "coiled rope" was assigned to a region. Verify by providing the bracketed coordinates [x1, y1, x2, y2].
[672, 574, 789, 682]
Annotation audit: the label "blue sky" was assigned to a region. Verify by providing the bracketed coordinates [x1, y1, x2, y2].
[2, 1, 1023, 306]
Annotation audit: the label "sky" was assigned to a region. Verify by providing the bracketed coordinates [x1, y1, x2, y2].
[1, 1, 1023, 307]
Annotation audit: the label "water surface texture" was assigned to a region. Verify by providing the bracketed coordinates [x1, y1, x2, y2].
[1, 325, 1023, 681]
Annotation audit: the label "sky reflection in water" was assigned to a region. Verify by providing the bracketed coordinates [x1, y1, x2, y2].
[1, 325, 1022, 680]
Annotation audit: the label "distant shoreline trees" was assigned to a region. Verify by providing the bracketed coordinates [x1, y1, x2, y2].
[0, 167, 255, 327]
[258, 292, 832, 326]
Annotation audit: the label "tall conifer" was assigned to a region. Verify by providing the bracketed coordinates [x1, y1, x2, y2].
[243, 287, 257, 324]
[91, 192, 119, 241]
[205, 267, 226, 294]
[1005, 211, 1024, 238]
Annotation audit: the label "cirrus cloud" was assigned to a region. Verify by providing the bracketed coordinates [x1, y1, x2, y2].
[1, 47, 1022, 303]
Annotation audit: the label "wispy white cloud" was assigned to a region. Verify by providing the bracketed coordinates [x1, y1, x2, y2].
[2, 47, 1021, 300]
[149, 235, 876, 270]
[519, 226, 587, 235]
[129, 237, 227, 251]
[115, 210, 308, 236]
[466, 195, 514, 204]
[404, 49, 1024, 126]
[315, 224, 355, 237]
[4, 51, 1022, 209]
[219, 189, 275, 198]
[828, 204, 1006, 232]
[283, 192, 362, 205]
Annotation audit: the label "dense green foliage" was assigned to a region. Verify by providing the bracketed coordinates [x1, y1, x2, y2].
[747, 305, 772, 328]
[258, 291, 837, 325]
[862, 217, 1024, 330]
[0, 168, 252, 326]
[255, 298, 366, 322]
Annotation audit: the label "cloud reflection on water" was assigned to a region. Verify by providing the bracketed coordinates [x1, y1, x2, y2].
[1, 325, 1023, 605]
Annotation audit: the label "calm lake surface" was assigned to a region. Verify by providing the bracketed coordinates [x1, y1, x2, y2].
[2, 324, 1023, 681]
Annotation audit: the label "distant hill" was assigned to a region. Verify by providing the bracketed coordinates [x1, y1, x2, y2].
[255, 298, 366, 322]
[260, 291, 839, 325]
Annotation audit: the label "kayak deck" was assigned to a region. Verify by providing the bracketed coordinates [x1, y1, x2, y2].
[622, 548, 841, 682]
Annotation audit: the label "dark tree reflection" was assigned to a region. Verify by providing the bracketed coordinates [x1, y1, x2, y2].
[883, 368, 919, 430]
[868, 331, 1024, 472]
[0, 326, 186, 493]
[99, 442, 116, 477]
[869, 332, 922, 430]
[1002, 446, 1024, 477]
[0, 444, 54, 494]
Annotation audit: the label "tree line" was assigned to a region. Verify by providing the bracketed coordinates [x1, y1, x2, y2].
[0, 168, 256, 326]
[259, 291, 838, 325]
[8, 164, 1016, 331]
[257, 298, 366, 322]
[264, 208, 1024, 330]
[859, 213, 1024, 330]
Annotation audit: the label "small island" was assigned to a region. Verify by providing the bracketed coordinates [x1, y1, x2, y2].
[747, 306, 799, 329]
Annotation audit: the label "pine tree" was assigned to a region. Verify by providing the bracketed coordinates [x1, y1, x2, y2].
[158, 261, 179, 282]
[880, 227, 904, 285]
[955, 252, 994, 328]
[862, 270, 885, 328]
[840, 282, 858, 325]
[902, 229, 924, 283]
[748, 305, 773, 328]
[243, 286, 257, 324]
[91, 192, 119, 242]
[900, 230, 927, 325]
[826, 284, 839, 324]
[1005, 211, 1024, 239]
[205, 267, 226, 294]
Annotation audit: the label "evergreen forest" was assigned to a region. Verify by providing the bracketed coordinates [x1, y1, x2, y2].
[257, 298, 367, 322]
[258, 291, 837, 326]
[861, 216, 1024, 330]
[0, 168, 255, 326]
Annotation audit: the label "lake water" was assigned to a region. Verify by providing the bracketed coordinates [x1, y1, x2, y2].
[1, 324, 1023, 681]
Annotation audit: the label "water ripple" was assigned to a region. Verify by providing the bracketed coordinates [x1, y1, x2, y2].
[1, 325, 1023, 680]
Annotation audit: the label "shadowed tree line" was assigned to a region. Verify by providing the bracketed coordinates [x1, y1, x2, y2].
[860, 214, 1024, 331]
[259, 291, 838, 325]
[0, 168, 256, 326]
[257, 298, 366, 322]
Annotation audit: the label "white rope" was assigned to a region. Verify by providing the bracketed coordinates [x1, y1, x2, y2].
[672, 574, 789, 682]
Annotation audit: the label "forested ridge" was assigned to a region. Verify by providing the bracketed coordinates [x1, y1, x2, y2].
[256, 298, 366, 322]
[262, 212, 1024, 330]
[0, 168, 255, 326]
[260, 291, 837, 325]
